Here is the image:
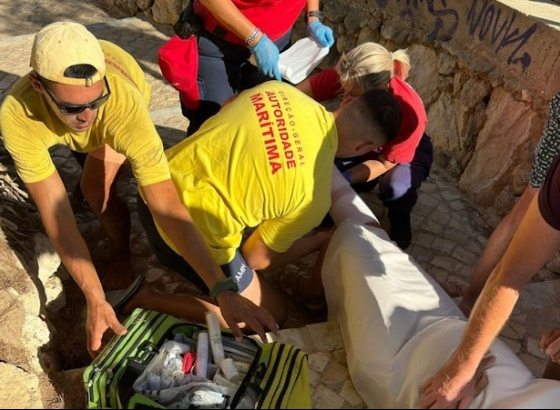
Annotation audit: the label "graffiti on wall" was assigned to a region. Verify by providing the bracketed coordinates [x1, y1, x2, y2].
[373, 0, 537, 72]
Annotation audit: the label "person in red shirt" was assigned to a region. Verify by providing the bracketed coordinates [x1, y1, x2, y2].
[182, 0, 334, 136]
[297, 42, 432, 249]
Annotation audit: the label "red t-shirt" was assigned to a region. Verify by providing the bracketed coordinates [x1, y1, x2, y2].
[194, 0, 307, 46]
[308, 67, 427, 163]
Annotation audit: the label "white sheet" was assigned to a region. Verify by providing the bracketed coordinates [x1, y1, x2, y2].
[322, 219, 560, 409]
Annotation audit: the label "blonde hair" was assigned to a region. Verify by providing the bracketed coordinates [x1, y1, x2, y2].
[335, 42, 411, 95]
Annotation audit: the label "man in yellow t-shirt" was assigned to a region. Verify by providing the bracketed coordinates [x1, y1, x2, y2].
[133, 80, 402, 328]
[0, 21, 279, 355]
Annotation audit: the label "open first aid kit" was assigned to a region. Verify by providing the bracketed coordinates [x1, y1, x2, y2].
[83, 308, 312, 409]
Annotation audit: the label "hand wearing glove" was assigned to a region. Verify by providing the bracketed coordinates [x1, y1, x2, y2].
[251, 34, 282, 81]
[307, 20, 334, 48]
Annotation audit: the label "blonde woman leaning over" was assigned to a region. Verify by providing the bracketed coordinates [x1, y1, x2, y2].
[297, 42, 432, 250]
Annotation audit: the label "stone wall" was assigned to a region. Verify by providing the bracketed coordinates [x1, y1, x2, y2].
[103, 0, 560, 219]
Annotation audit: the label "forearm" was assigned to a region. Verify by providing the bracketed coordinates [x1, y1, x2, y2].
[51, 224, 102, 295]
[454, 273, 520, 373]
[27, 178, 105, 303]
[345, 157, 396, 184]
[453, 204, 556, 373]
[141, 182, 226, 290]
[265, 232, 329, 270]
[159, 210, 226, 287]
[242, 227, 330, 271]
[199, 0, 262, 43]
[306, 0, 321, 14]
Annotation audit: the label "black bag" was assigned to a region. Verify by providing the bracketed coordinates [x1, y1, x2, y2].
[173, 0, 201, 40]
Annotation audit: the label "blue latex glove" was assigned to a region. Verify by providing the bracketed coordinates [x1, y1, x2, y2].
[251, 34, 282, 81]
[307, 20, 334, 48]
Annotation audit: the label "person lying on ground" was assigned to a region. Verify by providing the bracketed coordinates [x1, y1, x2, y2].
[420, 149, 560, 408]
[319, 167, 560, 408]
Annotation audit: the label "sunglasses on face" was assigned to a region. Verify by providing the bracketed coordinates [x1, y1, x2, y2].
[38, 76, 111, 115]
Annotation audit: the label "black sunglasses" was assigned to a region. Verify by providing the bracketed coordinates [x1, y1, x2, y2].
[39, 76, 111, 115]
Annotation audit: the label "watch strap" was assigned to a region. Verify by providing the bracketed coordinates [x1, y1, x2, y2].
[209, 277, 239, 301]
[305, 10, 324, 23]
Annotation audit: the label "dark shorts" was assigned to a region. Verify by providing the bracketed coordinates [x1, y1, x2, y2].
[136, 193, 254, 293]
[183, 29, 292, 135]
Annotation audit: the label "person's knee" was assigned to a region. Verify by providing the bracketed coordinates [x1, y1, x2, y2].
[81, 178, 110, 212]
[378, 164, 413, 201]
[241, 275, 288, 327]
[382, 188, 418, 212]
[223, 252, 288, 326]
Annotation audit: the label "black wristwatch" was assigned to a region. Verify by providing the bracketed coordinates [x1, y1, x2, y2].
[209, 277, 239, 301]
[305, 10, 324, 23]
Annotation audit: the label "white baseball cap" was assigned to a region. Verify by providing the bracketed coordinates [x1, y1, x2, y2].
[30, 21, 106, 86]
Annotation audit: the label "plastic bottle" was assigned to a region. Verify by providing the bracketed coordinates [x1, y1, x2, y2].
[205, 311, 226, 364]
[195, 331, 209, 379]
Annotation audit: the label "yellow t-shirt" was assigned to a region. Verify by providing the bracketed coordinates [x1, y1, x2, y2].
[162, 81, 337, 264]
[0, 40, 169, 186]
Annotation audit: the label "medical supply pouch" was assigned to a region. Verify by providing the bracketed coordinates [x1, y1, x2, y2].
[158, 0, 200, 110]
[83, 308, 311, 409]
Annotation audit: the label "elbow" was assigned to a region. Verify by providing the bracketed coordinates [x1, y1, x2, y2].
[243, 253, 269, 271]
[241, 246, 275, 271]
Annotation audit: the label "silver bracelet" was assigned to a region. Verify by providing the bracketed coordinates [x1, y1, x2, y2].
[245, 27, 260, 47]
